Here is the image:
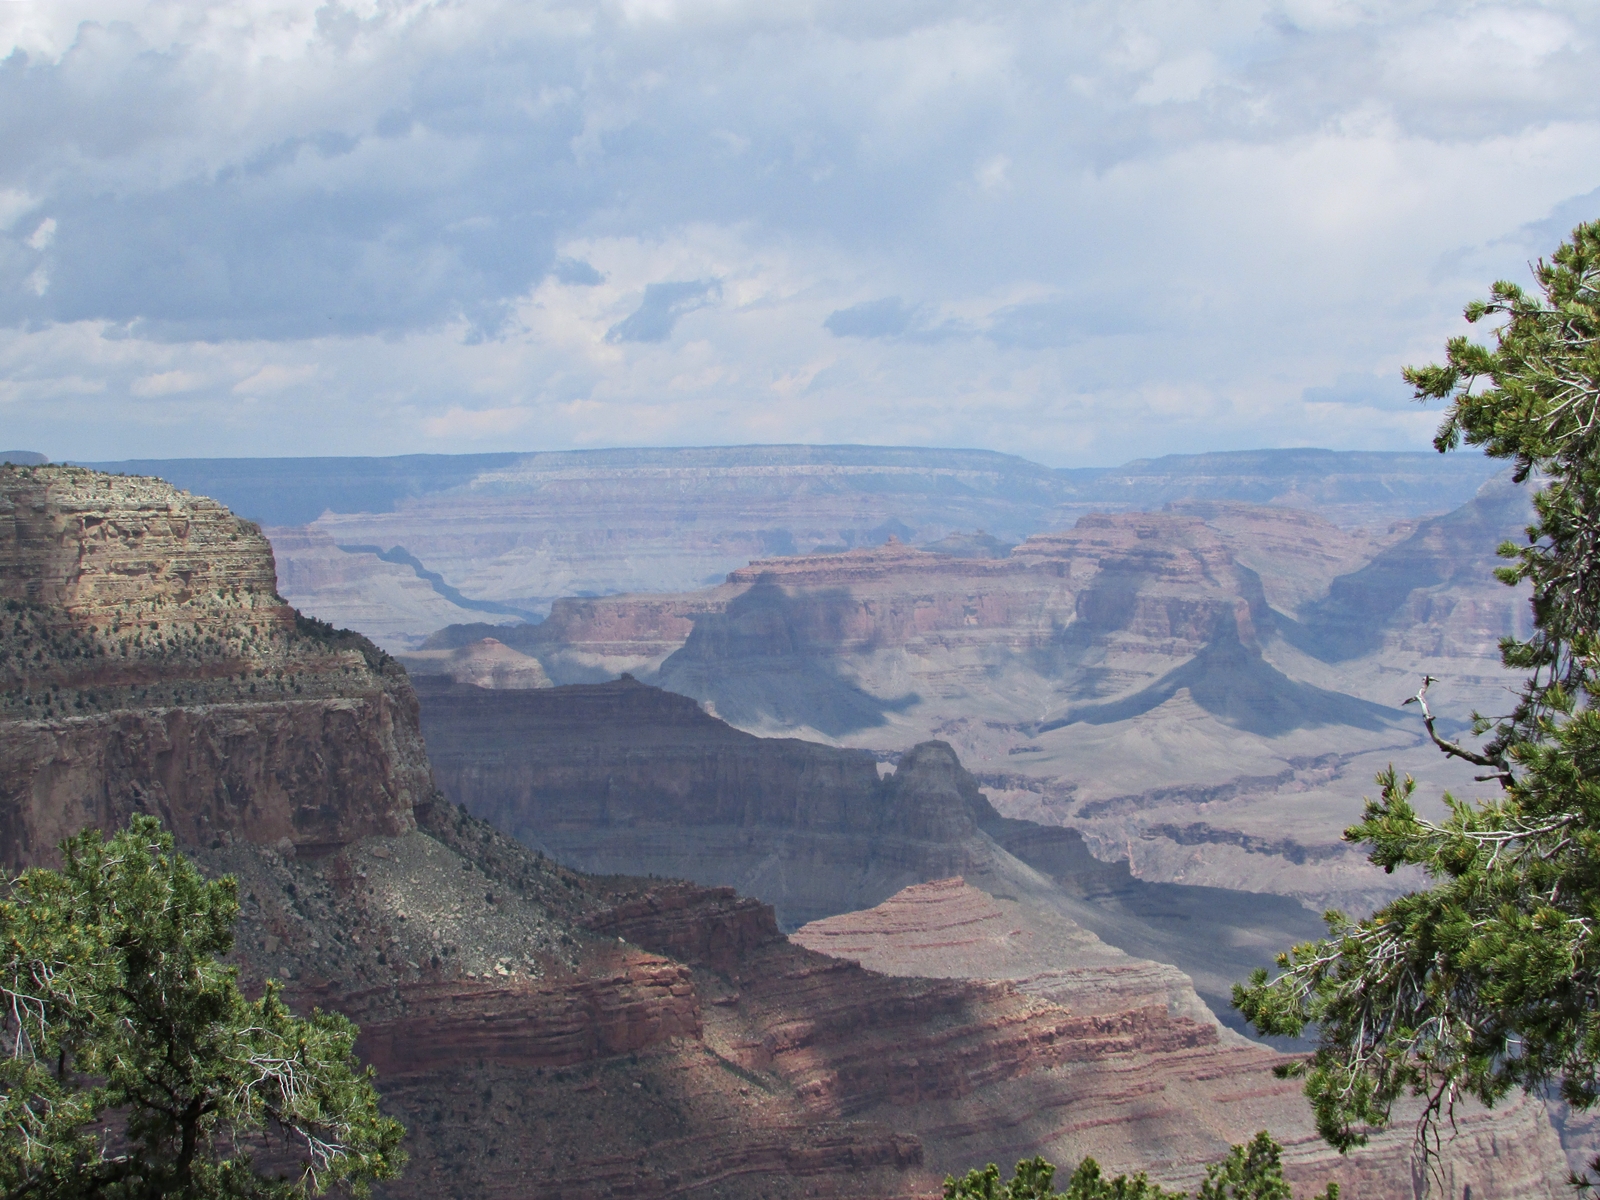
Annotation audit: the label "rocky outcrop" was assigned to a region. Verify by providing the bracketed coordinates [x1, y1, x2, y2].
[579, 884, 784, 973]
[0, 466, 424, 864]
[412, 675, 1337, 1033]
[413, 676, 1013, 927]
[351, 950, 703, 1077]
[791, 878, 1570, 1199]
[396, 637, 552, 689]
[793, 876, 1213, 1023]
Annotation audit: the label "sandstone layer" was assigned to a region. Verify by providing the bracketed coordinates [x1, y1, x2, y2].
[0, 466, 424, 863]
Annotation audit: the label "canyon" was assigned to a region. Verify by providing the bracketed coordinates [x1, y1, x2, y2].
[410, 675, 1329, 1029]
[427, 478, 1529, 916]
[3, 462, 1575, 1197]
[81, 446, 1503, 650]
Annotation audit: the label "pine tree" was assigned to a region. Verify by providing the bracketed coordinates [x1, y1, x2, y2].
[1236, 219, 1600, 1183]
[0, 815, 406, 1198]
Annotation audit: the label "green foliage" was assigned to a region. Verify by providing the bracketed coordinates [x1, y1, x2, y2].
[942, 1133, 1335, 1200]
[0, 816, 406, 1199]
[1235, 218, 1600, 1182]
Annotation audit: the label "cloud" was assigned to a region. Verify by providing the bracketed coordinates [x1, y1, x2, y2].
[0, 191, 37, 232]
[552, 257, 604, 286]
[422, 405, 533, 439]
[232, 364, 317, 394]
[605, 280, 720, 343]
[0, 0, 1596, 464]
[131, 369, 207, 397]
[823, 296, 969, 342]
[824, 297, 915, 338]
[1302, 372, 1416, 412]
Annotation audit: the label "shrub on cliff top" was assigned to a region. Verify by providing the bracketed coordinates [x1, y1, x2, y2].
[0, 815, 406, 1199]
[944, 1132, 1336, 1200]
[1236, 218, 1600, 1185]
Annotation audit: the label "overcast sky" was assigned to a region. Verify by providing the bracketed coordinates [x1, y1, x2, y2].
[1, 0, 1596, 465]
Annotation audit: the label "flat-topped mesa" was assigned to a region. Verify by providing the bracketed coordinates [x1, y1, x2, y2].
[0, 465, 424, 866]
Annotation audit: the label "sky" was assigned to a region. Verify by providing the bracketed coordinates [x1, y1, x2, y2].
[1, 0, 1597, 466]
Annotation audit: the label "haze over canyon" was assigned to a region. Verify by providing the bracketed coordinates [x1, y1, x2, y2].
[2, 444, 1571, 1195]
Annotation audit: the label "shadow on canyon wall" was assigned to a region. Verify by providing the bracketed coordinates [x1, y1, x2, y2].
[1281, 475, 1534, 662]
[411, 675, 1326, 1039]
[656, 578, 921, 737]
[1041, 623, 1404, 737]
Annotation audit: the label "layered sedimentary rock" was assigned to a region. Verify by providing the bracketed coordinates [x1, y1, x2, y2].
[499, 483, 1532, 913]
[396, 637, 552, 689]
[3, 464, 1572, 1198]
[793, 876, 1212, 1022]
[267, 526, 493, 649]
[205, 814, 1570, 1200]
[413, 675, 1016, 927]
[413, 675, 1335, 1028]
[0, 466, 424, 863]
[793, 878, 1568, 1198]
[87, 446, 1498, 649]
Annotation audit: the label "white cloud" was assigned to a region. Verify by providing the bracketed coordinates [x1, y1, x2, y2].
[130, 369, 207, 396]
[0, 191, 37, 232]
[0, 0, 1595, 464]
[232, 364, 318, 394]
[1133, 52, 1218, 105]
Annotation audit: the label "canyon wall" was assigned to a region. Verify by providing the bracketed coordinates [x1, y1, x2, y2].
[498, 482, 1532, 915]
[792, 878, 1569, 1199]
[192, 793, 1571, 1200]
[0, 466, 424, 864]
[84, 447, 1500, 649]
[2, 464, 1572, 1198]
[411, 674, 1332, 1028]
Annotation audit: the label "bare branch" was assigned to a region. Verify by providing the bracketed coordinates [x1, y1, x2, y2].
[1402, 676, 1515, 789]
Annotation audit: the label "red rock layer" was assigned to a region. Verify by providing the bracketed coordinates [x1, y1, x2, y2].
[580, 884, 785, 973]
[347, 950, 702, 1078]
[527, 513, 1271, 687]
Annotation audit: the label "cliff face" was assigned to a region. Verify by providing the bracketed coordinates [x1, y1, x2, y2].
[0, 465, 423, 863]
[500, 487, 1533, 915]
[413, 675, 1339, 1034]
[792, 878, 1568, 1199]
[2, 465, 1572, 1198]
[412, 675, 1009, 926]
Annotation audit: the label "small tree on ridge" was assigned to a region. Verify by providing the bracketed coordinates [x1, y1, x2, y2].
[0, 815, 406, 1199]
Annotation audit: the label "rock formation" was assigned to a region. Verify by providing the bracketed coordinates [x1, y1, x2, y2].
[87, 446, 1501, 649]
[266, 526, 494, 648]
[486, 481, 1533, 915]
[0, 466, 424, 863]
[0, 463, 1576, 1197]
[397, 637, 552, 689]
[412, 674, 1336, 1027]
[793, 878, 1568, 1198]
